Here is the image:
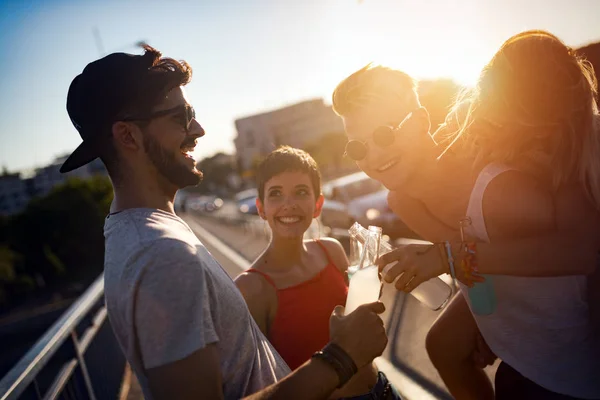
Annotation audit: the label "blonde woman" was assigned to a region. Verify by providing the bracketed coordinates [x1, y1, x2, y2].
[332, 30, 600, 399]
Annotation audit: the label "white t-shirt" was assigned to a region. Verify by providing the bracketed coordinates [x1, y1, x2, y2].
[103, 208, 290, 400]
[460, 163, 600, 399]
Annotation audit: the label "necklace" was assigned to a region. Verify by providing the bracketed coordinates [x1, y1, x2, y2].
[106, 210, 124, 218]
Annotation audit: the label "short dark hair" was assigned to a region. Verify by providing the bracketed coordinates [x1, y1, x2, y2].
[256, 146, 321, 202]
[120, 44, 192, 117]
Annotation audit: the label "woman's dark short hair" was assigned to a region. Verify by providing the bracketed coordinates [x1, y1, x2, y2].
[255, 146, 322, 202]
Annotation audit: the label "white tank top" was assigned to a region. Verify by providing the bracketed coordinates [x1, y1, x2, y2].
[459, 163, 600, 399]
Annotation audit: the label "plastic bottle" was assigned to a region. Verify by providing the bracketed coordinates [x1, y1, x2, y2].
[345, 226, 382, 315]
[349, 223, 452, 311]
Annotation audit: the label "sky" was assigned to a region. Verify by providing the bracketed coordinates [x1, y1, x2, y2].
[0, 0, 599, 172]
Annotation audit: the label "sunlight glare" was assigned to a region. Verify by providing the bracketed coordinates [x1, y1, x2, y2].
[327, 0, 491, 88]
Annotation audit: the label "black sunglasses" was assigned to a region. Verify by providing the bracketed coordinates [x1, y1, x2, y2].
[122, 104, 196, 133]
[344, 110, 416, 161]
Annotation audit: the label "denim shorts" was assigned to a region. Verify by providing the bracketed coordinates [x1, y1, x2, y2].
[342, 371, 402, 400]
[495, 362, 591, 400]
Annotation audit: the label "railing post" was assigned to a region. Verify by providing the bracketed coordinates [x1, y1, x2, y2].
[0, 275, 127, 400]
[32, 379, 41, 400]
[69, 331, 97, 400]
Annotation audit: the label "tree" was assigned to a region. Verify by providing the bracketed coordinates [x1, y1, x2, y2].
[0, 245, 19, 306]
[305, 132, 358, 179]
[2, 175, 113, 311]
[192, 153, 238, 195]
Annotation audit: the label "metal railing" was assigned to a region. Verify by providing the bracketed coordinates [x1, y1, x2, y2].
[0, 275, 126, 400]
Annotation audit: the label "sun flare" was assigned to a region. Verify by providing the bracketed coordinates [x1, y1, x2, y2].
[326, 0, 492, 88]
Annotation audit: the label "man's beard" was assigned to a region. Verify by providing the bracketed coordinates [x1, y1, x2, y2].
[143, 133, 203, 189]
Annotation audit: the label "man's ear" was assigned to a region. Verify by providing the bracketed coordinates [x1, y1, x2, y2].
[111, 121, 143, 152]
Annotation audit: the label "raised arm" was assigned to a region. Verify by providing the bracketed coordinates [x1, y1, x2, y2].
[384, 179, 598, 281]
[146, 340, 341, 400]
[137, 241, 387, 400]
[145, 303, 387, 400]
[473, 182, 599, 276]
[244, 302, 386, 400]
[387, 190, 460, 243]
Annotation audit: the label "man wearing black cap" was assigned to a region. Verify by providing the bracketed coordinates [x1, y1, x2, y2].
[63, 45, 388, 400]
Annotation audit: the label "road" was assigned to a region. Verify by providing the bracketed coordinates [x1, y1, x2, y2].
[180, 206, 501, 400]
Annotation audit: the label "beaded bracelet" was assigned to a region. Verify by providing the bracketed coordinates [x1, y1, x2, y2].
[460, 241, 478, 286]
[459, 217, 478, 286]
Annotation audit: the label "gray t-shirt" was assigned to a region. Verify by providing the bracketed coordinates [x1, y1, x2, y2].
[103, 208, 290, 399]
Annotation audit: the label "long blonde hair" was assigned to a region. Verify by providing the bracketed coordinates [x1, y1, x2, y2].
[440, 30, 600, 208]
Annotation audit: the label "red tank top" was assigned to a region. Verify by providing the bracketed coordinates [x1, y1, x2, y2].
[246, 240, 348, 370]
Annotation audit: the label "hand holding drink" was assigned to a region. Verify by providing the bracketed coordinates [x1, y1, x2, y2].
[344, 226, 383, 315]
[329, 302, 387, 369]
[350, 223, 453, 311]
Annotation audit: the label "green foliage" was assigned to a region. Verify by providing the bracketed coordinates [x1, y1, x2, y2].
[191, 153, 238, 195]
[0, 245, 19, 305]
[0, 176, 112, 310]
[304, 131, 358, 179]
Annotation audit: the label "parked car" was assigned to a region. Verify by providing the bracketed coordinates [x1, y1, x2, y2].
[321, 172, 416, 239]
[205, 196, 224, 212]
[235, 188, 259, 216]
[187, 195, 224, 213]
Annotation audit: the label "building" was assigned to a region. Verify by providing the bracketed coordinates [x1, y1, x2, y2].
[31, 159, 65, 199]
[234, 98, 344, 179]
[32, 156, 107, 198]
[0, 172, 29, 216]
[0, 156, 108, 216]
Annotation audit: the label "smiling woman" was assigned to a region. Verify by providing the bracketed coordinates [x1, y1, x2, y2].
[234, 146, 402, 399]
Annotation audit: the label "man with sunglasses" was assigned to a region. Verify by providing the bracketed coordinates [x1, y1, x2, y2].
[332, 68, 437, 199]
[333, 63, 600, 400]
[62, 46, 389, 400]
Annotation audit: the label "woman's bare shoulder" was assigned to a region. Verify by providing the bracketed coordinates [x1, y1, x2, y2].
[483, 170, 555, 239]
[309, 237, 349, 272]
[235, 255, 272, 299]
